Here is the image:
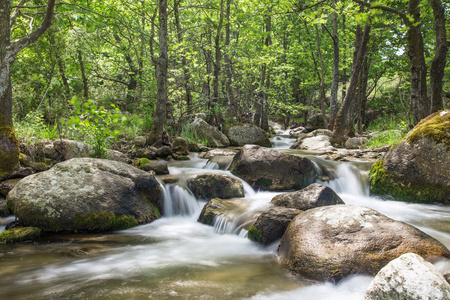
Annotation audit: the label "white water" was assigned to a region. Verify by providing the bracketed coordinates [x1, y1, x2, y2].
[1, 148, 449, 299]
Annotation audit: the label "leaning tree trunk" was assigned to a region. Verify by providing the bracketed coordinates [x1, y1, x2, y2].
[331, 22, 371, 146]
[430, 0, 447, 113]
[0, 0, 56, 179]
[149, 0, 168, 145]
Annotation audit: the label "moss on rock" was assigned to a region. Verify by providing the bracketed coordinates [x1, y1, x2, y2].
[0, 125, 20, 180]
[248, 225, 262, 242]
[73, 211, 138, 232]
[136, 158, 151, 169]
[0, 227, 41, 243]
[404, 110, 450, 149]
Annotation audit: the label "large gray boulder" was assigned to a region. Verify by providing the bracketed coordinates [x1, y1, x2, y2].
[225, 124, 271, 147]
[278, 205, 450, 282]
[290, 135, 334, 152]
[190, 118, 230, 148]
[229, 145, 317, 191]
[248, 206, 302, 245]
[370, 110, 450, 204]
[365, 253, 450, 300]
[189, 173, 244, 200]
[7, 158, 162, 232]
[271, 183, 344, 210]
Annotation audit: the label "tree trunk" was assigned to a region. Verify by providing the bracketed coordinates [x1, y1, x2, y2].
[224, 0, 236, 120]
[329, 5, 339, 130]
[331, 22, 371, 145]
[77, 50, 89, 100]
[202, 30, 213, 106]
[213, 0, 224, 104]
[174, 0, 192, 112]
[315, 23, 328, 129]
[149, 0, 168, 144]
[1, 0, 56, 179]
[430, 0, 447, 113]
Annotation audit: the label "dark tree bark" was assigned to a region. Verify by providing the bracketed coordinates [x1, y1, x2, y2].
[331, 21, 371, 145]
[0, 0, 56, 178]
[315, 23, 328, 129]
[213, 0, 225, 104]
[149, 0, 168, 145]
[174, 0, 192, 112]
[201, 30, 213, 105]
[430, 0, 447, 113]
[224, 0, 237, 120]
[329, 3, 339, 130]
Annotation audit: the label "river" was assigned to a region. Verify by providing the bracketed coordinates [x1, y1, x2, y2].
[0, 134, 449, 299]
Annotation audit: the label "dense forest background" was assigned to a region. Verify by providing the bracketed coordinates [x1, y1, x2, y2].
[1, 0, 449, 158]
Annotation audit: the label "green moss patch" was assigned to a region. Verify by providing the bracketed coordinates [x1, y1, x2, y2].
[248, 225, 262, 242]
[0, 227, 41, 244]
[12, 204, 63, 232]
[0, 125, 20, 179]
[74, 211, 138, 232]
[136, 158, 151, 169]
[256, 178, 273, 189]
[404, 110, 450, 150]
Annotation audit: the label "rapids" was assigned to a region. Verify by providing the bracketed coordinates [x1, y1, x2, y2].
[1, 135, 449, 299]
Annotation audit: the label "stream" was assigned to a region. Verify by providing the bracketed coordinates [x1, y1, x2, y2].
[1, 133, 449, 299]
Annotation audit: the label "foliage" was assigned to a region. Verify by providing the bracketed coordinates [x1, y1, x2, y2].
[365, 116, 410, 148]
[178, 123, 208, 146]
[66, 96, 141, 157]
[14, 111, 60, 141]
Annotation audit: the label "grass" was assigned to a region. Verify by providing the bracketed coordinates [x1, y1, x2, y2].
[178, 123, 208, 146]
[365, 115, 410, 149]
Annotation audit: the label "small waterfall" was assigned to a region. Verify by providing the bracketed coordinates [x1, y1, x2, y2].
[324, 163, 369, 197]
[162, 184, 202, 217]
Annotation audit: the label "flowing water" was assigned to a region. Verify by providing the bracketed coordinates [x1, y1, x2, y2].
[1, 136, 449, 299]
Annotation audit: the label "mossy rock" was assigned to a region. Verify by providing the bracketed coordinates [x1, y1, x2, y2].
[136, 158, 151, 169]
[369, 110, 450, 204]
[0, 124, 20, 180]
[0, 227, 41, 243]
[73, 211, 138, 232]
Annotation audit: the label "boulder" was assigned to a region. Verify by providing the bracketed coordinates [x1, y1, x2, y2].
[143, 161, 169, 175]
[345, 137, 368, 149]
[271, 183, 344, 210]
[0, 178, 21, 197]
[364, 253, 450, 300]
[156, 146, 173, 158]
[278, 205, 450, 282]
[369, 110, 450, 204]
[229, 145, 317, 191]
[106, 150, 130, 164]
[197, 198, 251, 226]
[306, 114, 327, 131]
[190, 118, 230, 148]
[290, 135, 334, 152]
[289, 126, 308, 137]
[202, 149, 237, 159]
[54, 139, 90, 160]
[171, 137, 190, 155]
[189, 173, 244, 200]
[207, 155, 233, 170]
[248, 206, 302, 245]
[0, 195, 10, 217]
[134, 136, 147, 147]
[135, 147, 157, 160]
[7, 158, 162, 232]
[225, 124, 272, 147]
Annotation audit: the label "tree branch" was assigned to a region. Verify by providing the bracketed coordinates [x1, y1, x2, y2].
[353, 0, 409, 24]
[10, 0, 56, 56]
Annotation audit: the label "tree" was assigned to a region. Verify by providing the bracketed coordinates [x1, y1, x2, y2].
[148, 0, 169, 145]
[1, 0, 56, 179]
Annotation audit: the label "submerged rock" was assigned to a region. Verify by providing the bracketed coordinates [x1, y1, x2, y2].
[225, 124, 272, 147]
[278, 205, 450, 282]
[369, 110, 450, 204]
[229, 145, 317, 191]
[364, 253, 450, 300]
[189, 173, 244, 200]
[197, 198, 251, 226]
[7, 158, 162, 232]
[271, 183, 344, 210]
[248, 206, 302, 245]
